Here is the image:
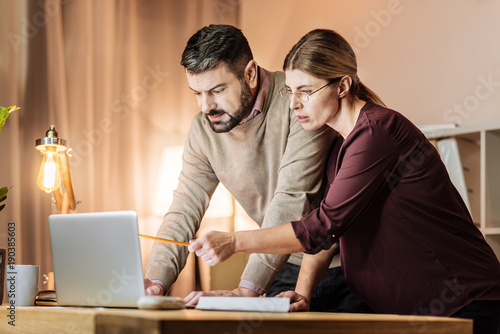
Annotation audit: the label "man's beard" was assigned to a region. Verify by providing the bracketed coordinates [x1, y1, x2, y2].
[205, 80, 254, 133]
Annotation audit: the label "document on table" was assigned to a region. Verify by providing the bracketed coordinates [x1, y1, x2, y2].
[196, 297, 290, 313]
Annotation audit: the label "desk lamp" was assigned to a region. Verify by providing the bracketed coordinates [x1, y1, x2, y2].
[35, 125, 76, 214]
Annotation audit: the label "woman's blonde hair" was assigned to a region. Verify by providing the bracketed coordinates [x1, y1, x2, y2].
[283, 29, 386, 107]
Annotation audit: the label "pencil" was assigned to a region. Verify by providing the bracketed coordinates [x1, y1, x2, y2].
[139, 234, 190, 247]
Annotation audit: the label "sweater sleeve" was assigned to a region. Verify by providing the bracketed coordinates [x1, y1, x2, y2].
[292, 123, 400, 254]
[240, 111, 336, 292]
[145, 118, 219, 290]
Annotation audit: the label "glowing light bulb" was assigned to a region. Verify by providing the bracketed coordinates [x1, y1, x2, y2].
[37, 149, 62, 193]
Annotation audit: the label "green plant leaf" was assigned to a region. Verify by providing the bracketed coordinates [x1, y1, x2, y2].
[0, 187, 10, 212]
[0, 105, 17, 213]
[0, 107, 8, 118]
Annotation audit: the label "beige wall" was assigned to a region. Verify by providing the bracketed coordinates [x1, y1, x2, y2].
[241, 0, 500, 127]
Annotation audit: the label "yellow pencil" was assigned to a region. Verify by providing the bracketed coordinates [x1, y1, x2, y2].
[139, 234, 190, 247]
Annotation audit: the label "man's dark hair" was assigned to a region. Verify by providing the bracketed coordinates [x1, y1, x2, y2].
[181, 24, 253, 78]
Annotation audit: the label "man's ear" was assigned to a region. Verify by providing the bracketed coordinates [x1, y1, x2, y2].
[244, 60, 259, 90]
[337, 76, 352, 98]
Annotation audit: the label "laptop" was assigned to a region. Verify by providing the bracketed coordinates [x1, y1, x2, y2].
[48, 210, 146, 307]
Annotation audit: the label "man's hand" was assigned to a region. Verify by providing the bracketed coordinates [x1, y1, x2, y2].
[184, 286, 259, 306]
[144, 278, 165, 296]
[276, 291, 310, 312]
[188, 230, 236, 266]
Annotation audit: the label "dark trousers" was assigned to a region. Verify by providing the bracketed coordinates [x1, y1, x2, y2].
[450, 300, 500, 334]
[266, 263, 373, 313]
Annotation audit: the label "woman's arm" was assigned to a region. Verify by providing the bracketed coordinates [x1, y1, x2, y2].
[188, 223, 304, 266]
[277, 244, 338, 312]
[295, 244, 338, 302]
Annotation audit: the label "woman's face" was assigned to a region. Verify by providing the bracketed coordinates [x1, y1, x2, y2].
[284, 69, 340, 131]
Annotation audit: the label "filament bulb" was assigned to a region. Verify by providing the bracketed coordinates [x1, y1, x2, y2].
[37, 149, 62, 193]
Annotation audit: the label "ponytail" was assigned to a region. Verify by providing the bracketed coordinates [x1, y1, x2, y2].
[356, 81, 386, 108]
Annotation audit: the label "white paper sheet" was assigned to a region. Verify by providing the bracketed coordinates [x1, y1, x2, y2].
[196, 297, 290, 313]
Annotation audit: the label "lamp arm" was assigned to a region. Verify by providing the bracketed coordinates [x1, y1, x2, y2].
[61, 193, 70, 214]
[59, 151, 76, 210]
[53, 191, 70, 214]
[53, 187, 63, 211]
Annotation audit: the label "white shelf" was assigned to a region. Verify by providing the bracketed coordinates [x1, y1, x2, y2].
[423, 122, 500, 236]
[482, 228, 500, 236]
[421, 120, 500, 139]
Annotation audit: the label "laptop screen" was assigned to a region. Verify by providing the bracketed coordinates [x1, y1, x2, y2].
[49, 210, 145, 307]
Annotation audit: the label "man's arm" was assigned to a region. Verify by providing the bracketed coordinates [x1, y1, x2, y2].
[145, 118, 220, 293]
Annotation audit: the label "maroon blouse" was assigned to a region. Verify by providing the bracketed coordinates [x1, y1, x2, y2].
[292, 102, 500, 316]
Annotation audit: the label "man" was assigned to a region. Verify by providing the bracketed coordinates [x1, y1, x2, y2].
[145, 25, 364, 312]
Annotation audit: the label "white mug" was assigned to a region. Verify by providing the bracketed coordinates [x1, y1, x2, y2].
[6, 264, 39, 306]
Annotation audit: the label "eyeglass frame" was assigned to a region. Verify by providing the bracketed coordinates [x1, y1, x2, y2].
[279, 79, 339, 102]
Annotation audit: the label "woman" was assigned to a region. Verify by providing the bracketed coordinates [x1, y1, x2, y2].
[189, 29, 500, 333]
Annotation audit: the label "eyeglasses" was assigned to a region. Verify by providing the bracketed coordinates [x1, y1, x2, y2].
[279, 81, 334, 102]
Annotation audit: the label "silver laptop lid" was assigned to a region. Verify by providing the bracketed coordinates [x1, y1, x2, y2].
[49, 210, 145, 307]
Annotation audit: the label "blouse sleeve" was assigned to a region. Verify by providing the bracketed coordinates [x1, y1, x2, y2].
[291, 123, 401, 254]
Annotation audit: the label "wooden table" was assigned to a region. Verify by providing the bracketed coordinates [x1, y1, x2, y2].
[0, 306, 472, 334]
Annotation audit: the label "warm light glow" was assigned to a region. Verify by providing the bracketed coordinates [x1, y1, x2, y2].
[37, 149, 62, 193]
[152, 146, 234, 218]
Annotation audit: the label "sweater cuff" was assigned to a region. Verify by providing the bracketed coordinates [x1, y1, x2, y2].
[150, 279, 168, 295]
[145, 265, 177, 293]
[239, 279, 266, 296]
[240, 256, 280, 293]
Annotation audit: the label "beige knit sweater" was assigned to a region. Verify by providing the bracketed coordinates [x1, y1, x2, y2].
[145, 70, 337, 292]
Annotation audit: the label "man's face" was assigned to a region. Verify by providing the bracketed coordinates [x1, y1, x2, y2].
[186, 62, 254, 133]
